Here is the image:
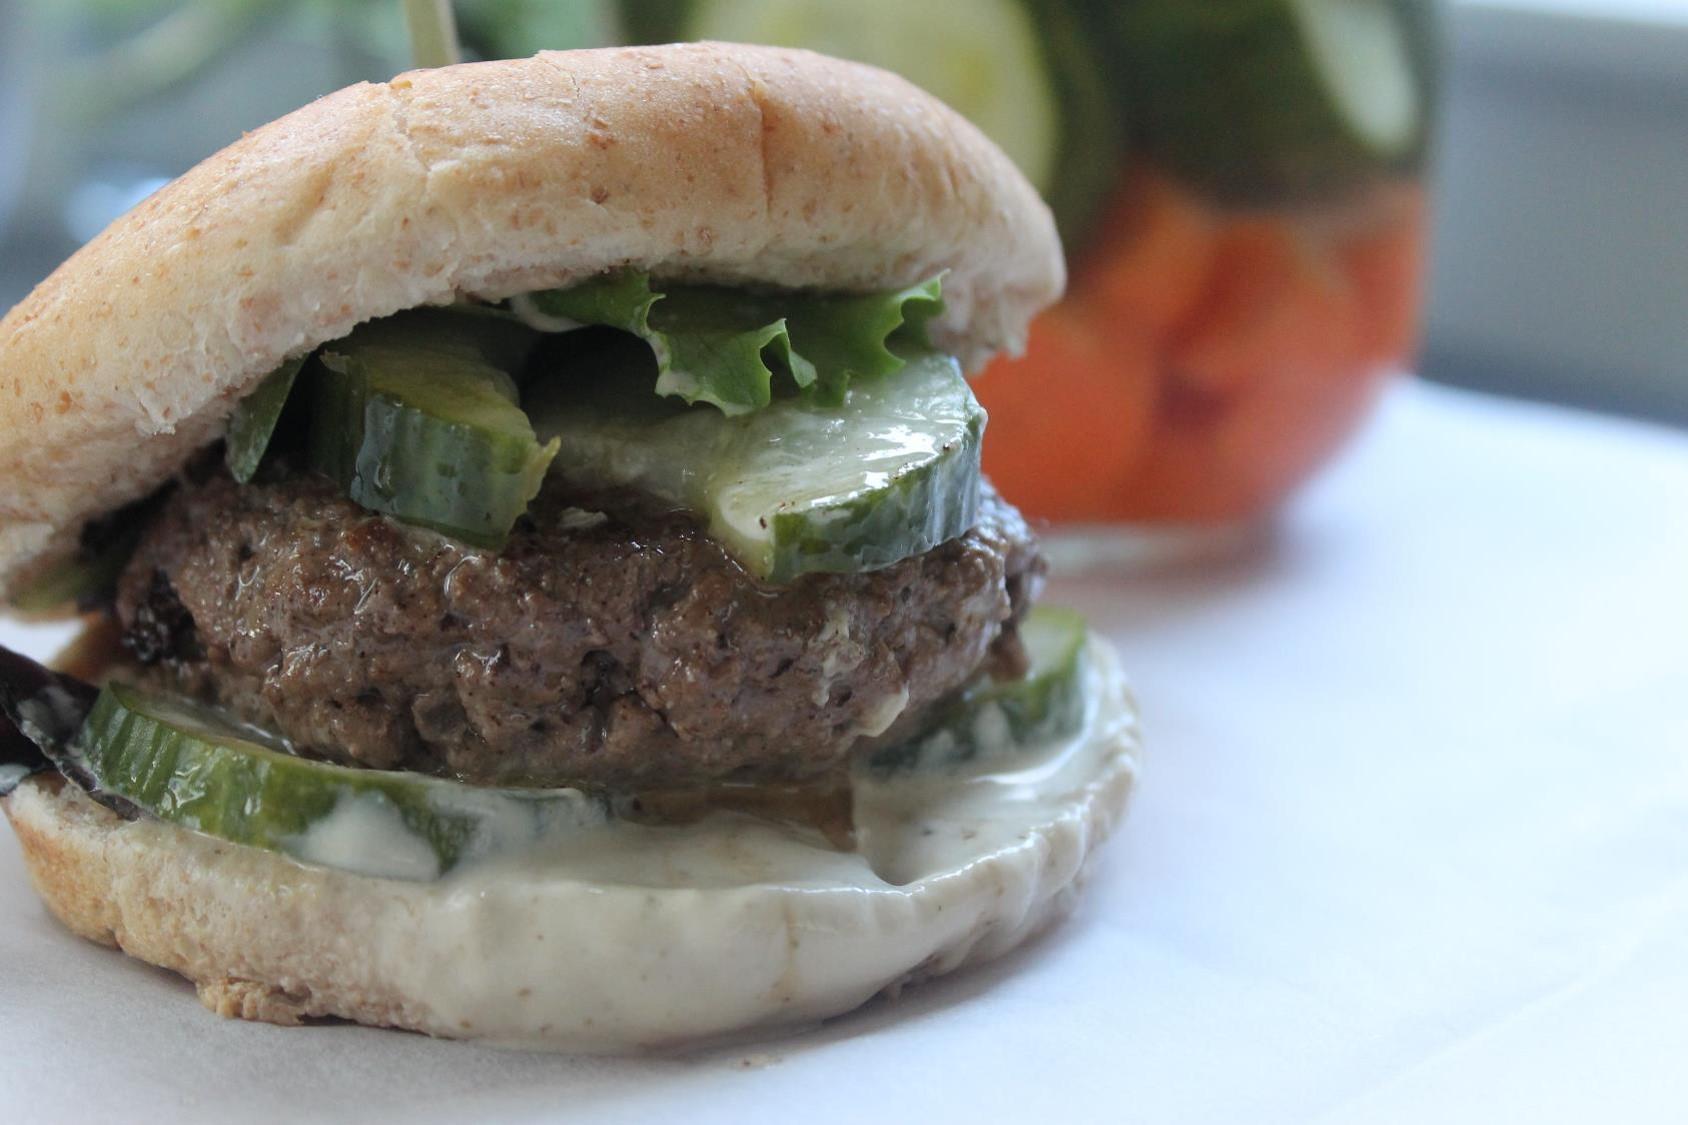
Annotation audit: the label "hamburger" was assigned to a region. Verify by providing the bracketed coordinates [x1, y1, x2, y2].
[0, 43, 1139, 1049]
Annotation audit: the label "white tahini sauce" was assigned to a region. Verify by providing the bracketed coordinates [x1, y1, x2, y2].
[287, 792, 443, 882]
[339, 638, 1140, 1050]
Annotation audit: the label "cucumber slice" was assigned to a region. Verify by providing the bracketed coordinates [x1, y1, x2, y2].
[78, 683, 613, 881]
[863, 606, 1090, 777]
[1035, 0, 1125, 253]
[1295, 0, 1419, 154]
[7, 530, 140, 614]
[526, 339, 984, 582]
[225, 356, 305, 484]
[682, 0, 1061, 194]
[1110, 0, 1429, 204]
[454, 0, 617, 59]
[7, 491, 164, 613]
[306, 312, 559, 550]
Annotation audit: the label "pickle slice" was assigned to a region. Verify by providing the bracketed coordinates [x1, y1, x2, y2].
[78, 683, 613, 881]
[862, 606, 1090, 777]
[526, 339, 984, 582]
[225, 357, 306, 484]
[7, 531, 140, 614]
[1111, 0, 1430, 203]
[7, 491, 166, 613]
[306, 312, 558, 549]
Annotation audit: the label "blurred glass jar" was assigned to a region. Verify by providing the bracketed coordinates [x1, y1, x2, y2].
[617, 0, 1439, 540]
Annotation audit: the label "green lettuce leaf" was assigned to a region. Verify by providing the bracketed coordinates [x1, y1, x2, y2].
[525, 272, 945, 414]
[783, 276, 944, 404]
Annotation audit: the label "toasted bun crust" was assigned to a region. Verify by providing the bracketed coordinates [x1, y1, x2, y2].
[0, 43, 1063, 601]
[2, 640, 1134, 1051]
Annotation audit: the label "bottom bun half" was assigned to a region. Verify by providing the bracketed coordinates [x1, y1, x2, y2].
[3, 639, 1139, 1052]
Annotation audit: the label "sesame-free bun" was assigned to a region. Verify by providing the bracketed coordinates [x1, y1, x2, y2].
[2, 639, 1134, 1051]
[0, 42, 1063, 603]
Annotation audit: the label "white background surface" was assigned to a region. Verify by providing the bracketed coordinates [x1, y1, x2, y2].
[3, 381, 1685, 1123]
[1430, 0, 1688, 423]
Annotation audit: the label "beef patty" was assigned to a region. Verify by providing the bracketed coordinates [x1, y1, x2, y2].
[116, 471, 1044, 790]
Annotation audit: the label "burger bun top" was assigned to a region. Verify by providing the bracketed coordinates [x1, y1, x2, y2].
[0, 42, 1063, 602]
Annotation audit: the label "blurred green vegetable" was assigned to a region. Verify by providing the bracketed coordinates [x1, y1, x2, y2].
[1089, 0, 1436, 204]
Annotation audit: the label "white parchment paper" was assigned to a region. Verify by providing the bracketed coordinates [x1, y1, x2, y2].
[3, 381, 1685, 1124]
